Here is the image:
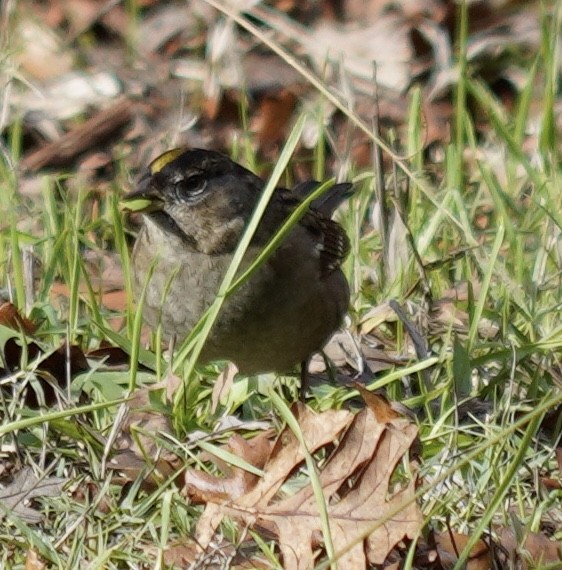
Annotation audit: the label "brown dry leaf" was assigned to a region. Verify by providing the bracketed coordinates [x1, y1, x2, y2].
[499, 527, 562, 568]
[71, 481, 112, 514]
[137, 3, 194, 56]
[211, 362, 238, 413]
[359, 301, 398, 334]
[111, 372, 183, 483]
[421, 98, 453, 146]
[251, 89, 298, 150]
[231, 558, 271, 569]
[25, 548, 46, 570]
[435, 531, 492, 570]
[38, 343, 90, 380]
[161, 536, 272, 569]
[308, 330, 363, 374]
[50, 250, 127, 331]
[13, 71, 122, 128]
[0, 302, 37, 334]
[185, 432, 273, 505]
[161, 538, 234, 568]
[251, 5, 412, 93]
[61, 0, 129, 38]
[429, 299, 499, 340]
[360, 294, 498, 342]
[540, 477, 561, 491]
[61, 0, 102, 35]
[352, 382, 406, 423]
[161, 541, 201, 568]
[82, 250, 124, 292]
[15, 19, 74, 81]
[186, 404, 421, 569]
[361, 343, 408, 375]
[22, 95, 131, 170]
[0, 467, 67, 524]
[345, 0, 447, 23]
[25, 343, 90, 405]
[1, 339, 89, 408]
[241, 52, 302, 93]
[87, 345, 131, 367]
[94, 289, 127, 313]
[308, 17, 412, 92]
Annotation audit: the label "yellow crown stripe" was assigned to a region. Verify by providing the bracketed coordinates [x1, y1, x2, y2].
[149, 148, 185, 174]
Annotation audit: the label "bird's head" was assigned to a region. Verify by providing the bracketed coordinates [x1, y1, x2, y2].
[123, 148, 263, 254]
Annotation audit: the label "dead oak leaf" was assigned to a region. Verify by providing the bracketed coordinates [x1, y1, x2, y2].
[0, 467, 66, 523]
[352, 382, 407, 423]
[434, 531, 492, 570]
[185, 432, 274, 505]
[186, 403, 422, 569]
[0, 302, 37, 334]
[185, 430, 276, 552]
[258, 409, 421, 567]
[110, 372, 182, 484]
[499, 527, 562, 568]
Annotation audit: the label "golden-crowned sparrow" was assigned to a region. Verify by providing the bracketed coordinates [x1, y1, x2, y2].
[125, 148, 352, 375]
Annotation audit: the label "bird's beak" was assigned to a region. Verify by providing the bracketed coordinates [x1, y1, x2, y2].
[121, 174, 164, 213]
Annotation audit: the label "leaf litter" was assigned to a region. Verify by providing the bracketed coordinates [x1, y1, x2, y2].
[184, 402, 422, 569]
[2, 0, 562, 566]
[0, 467, 66, 524]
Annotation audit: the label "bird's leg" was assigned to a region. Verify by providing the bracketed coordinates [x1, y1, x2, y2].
[299, 357, 312, 401]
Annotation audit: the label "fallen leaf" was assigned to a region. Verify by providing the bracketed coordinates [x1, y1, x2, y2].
[87, 345, 130, 367]
[185, 404, 422, 569]
[352, 382, 407, 422]
[251, 89, 298, 150]
[25, 548, 46, 570]
[185, 432, 273, 504]
[110, 372, 183, 483]
[1, 339, 89, 408]
[211, 362, 238, 413]
[82, 250, 124, 292]
[499, 527, 562, 568]
[0, 302, 37, 334]
[50, 274, 126, 331]
[435, 531, 492, 570]
[359, 301, 398, 334]
[71, 481, 112, 514]
[15, 19, 74, 81]
[0, 468, 66, 524]
[308, 330, 363, 373]
[159, 536, 271, 569]
[137, 4, 194, 55]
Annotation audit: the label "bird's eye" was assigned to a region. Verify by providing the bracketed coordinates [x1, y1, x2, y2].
[176, 175, 208, 202]
[188, 178, 207, 197]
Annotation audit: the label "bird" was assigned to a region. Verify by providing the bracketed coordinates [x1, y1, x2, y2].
[124, 148, 353, 385]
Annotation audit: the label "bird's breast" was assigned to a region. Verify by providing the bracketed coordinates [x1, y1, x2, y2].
[132, 219, 349, 373]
